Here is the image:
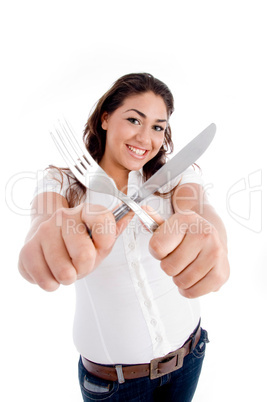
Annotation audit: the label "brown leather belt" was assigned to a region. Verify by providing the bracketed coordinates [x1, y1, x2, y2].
[81, 324, 201, 383]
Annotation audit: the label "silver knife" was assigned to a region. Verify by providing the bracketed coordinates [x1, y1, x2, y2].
[113, 123, 216, 221]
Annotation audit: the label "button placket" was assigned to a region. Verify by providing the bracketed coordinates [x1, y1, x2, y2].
[121, 172, 172, 358]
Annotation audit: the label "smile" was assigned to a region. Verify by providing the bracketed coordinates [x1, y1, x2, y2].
[126, 145, 147, 156]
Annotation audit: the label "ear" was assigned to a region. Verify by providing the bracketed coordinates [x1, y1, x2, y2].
[101, 112, 109, 130]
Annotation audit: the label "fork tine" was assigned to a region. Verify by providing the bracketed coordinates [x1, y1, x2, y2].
[51, 129, 85, 179]
[63, 119, 96, 167]
[50, 119, 159, 232]
[59, 119, 96, 170]
[54, 126, 86, 174]
[58, 120, 84, 162]
[56, 122, 86, 170]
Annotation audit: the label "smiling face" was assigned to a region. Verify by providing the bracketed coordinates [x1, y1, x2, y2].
[99, 91, 168, 183]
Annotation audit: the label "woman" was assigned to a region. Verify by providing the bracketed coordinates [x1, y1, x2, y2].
[18, 73, 230, 401]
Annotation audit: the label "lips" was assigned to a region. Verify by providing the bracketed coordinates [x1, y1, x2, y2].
[126, 144, 148, 156]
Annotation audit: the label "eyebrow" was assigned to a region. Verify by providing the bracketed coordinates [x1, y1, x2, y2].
[124, 108, 167, 123]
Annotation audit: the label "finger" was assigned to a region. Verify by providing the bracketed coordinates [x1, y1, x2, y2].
[81, 204, 117, 260]
[140, 205, 165, 226]
[160, 232, 202, 277]
[178, 268, 216, 298]
[18, 254, 36, 284]
[177, 253, 230, 299]
[172, 250, 213, 290]
[61, 205, 97, 278]
[135, 205, 165, 232]
[19, 241, 60, 291]
[40, 216, 78, 286]
[149, 213, 187, 260]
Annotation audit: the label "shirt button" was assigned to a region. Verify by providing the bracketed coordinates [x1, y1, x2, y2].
[131, 261, 139, 269]
[128, 242, 135, 250]
[144, 300, 151, 307]
[137, 281, 143, 288]
[155, 336, 162, 343]
[150, 319, 157, 326]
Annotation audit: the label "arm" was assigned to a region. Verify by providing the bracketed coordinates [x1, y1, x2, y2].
[149, 183, 230, 298]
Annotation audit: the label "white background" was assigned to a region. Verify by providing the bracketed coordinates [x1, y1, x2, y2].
[1, 1, 266, 401]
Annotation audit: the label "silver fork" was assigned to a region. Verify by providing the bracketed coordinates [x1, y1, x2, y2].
[50, 119, 159, 233]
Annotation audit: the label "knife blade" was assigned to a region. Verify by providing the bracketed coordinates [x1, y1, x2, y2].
[113, 123, 216, 220]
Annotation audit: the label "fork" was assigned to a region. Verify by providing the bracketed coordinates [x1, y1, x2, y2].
[50, 119, 159, 233]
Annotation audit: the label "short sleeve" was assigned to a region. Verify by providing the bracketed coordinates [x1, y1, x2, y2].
[32, 168, 75, 200]
[158, 165, 204, 193]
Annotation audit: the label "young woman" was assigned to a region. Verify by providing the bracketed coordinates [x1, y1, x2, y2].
[18, 73, 230, 401]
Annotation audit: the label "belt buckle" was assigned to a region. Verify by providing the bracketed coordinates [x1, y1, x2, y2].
[150, 347, 185, 380]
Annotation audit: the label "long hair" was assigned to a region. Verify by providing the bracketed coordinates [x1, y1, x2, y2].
[52, 73, 176, 207]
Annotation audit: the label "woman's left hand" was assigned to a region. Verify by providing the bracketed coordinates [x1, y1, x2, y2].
[148, 210, 230, 298]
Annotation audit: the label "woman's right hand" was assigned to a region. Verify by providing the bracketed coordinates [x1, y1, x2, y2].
[18, 195, 132, 291]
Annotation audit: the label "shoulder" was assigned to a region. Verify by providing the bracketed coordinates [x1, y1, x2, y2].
[158, 165, 204, 194]
[32, 167, 76, 199]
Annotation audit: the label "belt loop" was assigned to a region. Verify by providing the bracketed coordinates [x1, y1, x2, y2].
[189, 332, 196, 353]
[189, 319, 201, 353]
[115, 365, 125, 384]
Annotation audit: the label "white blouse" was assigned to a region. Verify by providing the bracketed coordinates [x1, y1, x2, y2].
[34, 166, 204, 364]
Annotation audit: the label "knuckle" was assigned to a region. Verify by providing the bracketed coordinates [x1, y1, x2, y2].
[72, 247, 96, 269]
[38, 220, 52, 236]
[214, 264, 230, 287]
[56, 267, 76, 285]
[104, 234, 116, 249]
[53, 207, 72, 227]
[19, 241, 37, 274]
[149, 236, 164, 259]
[38, 279, 60, 292]
[179, 287, 195, 299]
[104, 209, 115, 222]
[160, 259, 175, 276]
[55, 207, 67, 218]
[173, 275, 188, 290]
[19, 242, 30, 262]
[98, 209, 115, 228]
[83, 204, 114, 221]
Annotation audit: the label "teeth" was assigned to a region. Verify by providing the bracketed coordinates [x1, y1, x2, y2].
[128, 145, 146, 155]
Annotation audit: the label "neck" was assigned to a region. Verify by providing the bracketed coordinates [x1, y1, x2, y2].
[99, 158, 129, 193]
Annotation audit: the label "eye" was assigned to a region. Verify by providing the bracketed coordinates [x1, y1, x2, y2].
[153, 125, 165, 132]
[127, 117, 140, 125]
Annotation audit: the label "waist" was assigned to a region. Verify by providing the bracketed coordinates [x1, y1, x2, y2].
[74, 279, 201, 364]
[81, 320, 201, 383]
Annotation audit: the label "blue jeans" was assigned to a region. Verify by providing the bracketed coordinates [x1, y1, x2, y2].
[78, 328, 209, 401]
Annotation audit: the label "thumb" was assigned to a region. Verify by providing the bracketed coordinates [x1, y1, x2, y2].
[114, 208, 135, 237]
[139, 205, 165, 230]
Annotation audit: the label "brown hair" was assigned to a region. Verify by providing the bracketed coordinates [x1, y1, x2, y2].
[52, 73, 176, 207]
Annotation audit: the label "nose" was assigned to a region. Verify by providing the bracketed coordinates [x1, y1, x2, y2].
[135, 125, 151, 146]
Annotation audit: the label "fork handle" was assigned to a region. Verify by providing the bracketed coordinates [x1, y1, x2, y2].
[113, 192, 142, 221]
[113, 200, 158, 232]
[115, 209, 158, 232]
[115, 196, 159, 233]
[113, 204, 131, 221]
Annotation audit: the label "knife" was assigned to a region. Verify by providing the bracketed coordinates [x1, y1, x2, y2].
[113, 123, 216, 221]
